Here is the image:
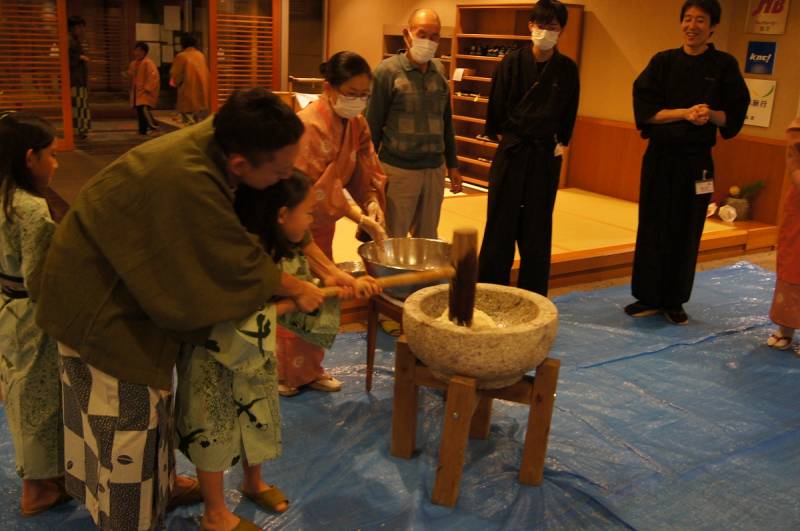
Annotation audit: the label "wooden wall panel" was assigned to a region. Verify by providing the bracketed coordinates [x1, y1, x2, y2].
[211, 0, 281, 110]
[566, 117, 788, 225]
[0, 0, 72, 148]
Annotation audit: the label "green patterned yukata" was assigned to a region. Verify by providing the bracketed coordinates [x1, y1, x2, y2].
[0, 189, 62, 479]
[175, 305, 282, 472]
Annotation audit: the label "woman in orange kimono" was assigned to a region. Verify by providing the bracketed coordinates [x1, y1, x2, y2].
[767, 117, 800, 353]
[277, 51, 388, 396]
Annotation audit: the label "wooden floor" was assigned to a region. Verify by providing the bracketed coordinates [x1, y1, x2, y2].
[336, 187, 777, 322]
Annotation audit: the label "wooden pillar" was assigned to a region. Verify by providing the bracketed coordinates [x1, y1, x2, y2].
[271, 0, 281, 90]
[208, 0, 218, 111]
[56, 0, 74, 150]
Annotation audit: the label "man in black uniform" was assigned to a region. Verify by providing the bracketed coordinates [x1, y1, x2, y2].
[626, 0, 749, 324]
[477, 0, 580, 296]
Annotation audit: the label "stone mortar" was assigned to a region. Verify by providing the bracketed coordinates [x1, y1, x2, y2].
[403, 283, 559, 389]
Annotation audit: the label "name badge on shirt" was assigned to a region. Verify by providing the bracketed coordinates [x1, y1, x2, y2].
[695, 179, 714, 195]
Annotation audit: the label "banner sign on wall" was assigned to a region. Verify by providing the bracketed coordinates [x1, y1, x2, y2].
[746, 0, 791, 34]
[745, 41, 777, 74]
[744, 78, 777, 127]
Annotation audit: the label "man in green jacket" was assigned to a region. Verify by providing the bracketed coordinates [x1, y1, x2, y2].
[33, 88, 323, 530]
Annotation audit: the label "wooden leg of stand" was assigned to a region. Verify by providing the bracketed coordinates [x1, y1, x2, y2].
[469, 395, 493, 440]
[365, 298, 378, 392]
[390, 340, 418, 459]
[519, 358, 560, 485]
[432, 376, 478, 507]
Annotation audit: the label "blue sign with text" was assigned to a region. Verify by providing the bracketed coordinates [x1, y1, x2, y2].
[745, 41, 777, 74]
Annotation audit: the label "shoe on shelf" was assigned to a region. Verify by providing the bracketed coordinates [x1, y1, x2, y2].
[624, 301, 659, 318]
[663, 306, 689, 325]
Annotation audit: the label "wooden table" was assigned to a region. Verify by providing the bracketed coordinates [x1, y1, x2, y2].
[390, 337, 560, 507]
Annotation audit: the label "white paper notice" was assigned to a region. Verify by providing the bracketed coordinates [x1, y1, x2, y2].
[744, 78, 777, 128]
[295, 93, 320, 109]
[135, 23, 160, 42]
[164, 6, 181, 31]
[453, 68, 465, 81]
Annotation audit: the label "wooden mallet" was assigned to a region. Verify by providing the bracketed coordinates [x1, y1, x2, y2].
[448, 228, 478, 327]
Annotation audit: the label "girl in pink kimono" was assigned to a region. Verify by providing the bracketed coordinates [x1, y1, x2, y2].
[278, 51, 388, 395]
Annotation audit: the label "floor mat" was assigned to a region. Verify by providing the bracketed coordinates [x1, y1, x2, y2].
[1, 262, 798, 530]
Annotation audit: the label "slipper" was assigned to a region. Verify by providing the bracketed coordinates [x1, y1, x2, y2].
[241, 485, 289, 513]
[232, 517, 262, 531]
[166, 476, 203, 511]
[308, 373, 342, 392]
[21, 490, 71, 517]
[379, 318, 402, 337]
[766, 333, 793, 351]
[278, 384, 299, 397]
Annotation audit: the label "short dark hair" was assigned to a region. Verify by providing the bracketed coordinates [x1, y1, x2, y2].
[319, 51, 372, 88]
[68, 15, 86, 31]
[680, 0, 722, 26]
[234, 170, 312, 261]
[529, 0, 568, 28]
[0, 112, 56, 221]
[180, 33, 197, 50]
[134, 41, 149, 55]
[213, 88, 304, 165]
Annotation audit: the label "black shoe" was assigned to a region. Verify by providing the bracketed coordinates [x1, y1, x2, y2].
[663, 306, 689, 325]
[624, 301, 660, 318]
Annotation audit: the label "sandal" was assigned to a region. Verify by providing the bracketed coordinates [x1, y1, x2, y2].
[379, 318, 402, 337]
[766, 333, 794, 351]
[241, 484, 289, 513]
[21, 489, 71, 517]
[308, 373, 342, 392]
[278, 384, 299, 397]
[232, 517, 262, 531]
[166, 476, 203, 511]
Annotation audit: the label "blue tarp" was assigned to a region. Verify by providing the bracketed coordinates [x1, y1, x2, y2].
[2, 262, 799, 529]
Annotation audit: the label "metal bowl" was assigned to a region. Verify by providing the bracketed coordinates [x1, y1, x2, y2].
[336, 260, 366, 278]
[358, 238, 452, 300]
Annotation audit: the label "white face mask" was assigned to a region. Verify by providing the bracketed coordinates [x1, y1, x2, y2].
[408, 37, 439, 64]
[332, 94, 367, 119]
[531, 28, 559, 51]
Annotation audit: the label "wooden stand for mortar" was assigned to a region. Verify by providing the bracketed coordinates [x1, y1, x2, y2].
[390, 338, 560, 507]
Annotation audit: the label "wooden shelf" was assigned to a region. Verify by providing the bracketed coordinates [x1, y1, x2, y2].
[456, 135, 498, 149]
[460, 75, 492, 83]
[458, 155, 493, 168]
[455, 54, 502, 62]
[453, 114, 486, 125]
[457, 33, 530, 41]
[453, 94, 489, 103]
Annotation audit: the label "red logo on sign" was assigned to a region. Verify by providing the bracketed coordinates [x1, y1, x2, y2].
[751, 0, 786, 15]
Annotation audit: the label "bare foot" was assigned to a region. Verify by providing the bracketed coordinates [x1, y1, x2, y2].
[21, 477, 67, 514]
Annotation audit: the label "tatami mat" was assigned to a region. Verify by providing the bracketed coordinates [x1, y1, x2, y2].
[332, 188, 733, 263]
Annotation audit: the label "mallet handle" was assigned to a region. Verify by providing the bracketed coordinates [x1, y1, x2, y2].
[319, 266, 455, 298]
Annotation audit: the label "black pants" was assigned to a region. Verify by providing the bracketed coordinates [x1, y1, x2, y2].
[478, 139, 560, 296]
[136, 105, 157, 135]
[631, 144, 713, 308]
